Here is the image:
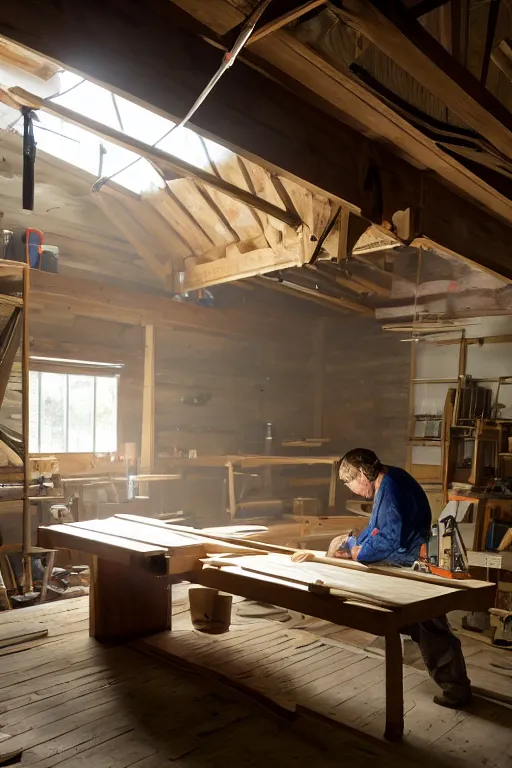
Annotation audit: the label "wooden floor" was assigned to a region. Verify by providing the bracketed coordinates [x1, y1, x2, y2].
[0, 593, 511, 768]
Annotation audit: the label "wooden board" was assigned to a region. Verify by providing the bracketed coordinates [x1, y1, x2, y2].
[205, 553, 461, 607]
[37, 524, 169, 574]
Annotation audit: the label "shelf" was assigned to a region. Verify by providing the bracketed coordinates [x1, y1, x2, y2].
[408, 439, 442, 445]
[467, 550, 512, 570]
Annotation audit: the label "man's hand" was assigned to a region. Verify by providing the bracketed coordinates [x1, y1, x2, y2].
[291, 551, 315, 563]
[326, 534, 349, 558]
[350, 545, 362, 560]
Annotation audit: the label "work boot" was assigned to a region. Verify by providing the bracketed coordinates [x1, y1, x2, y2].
[433, 691, 472, 709]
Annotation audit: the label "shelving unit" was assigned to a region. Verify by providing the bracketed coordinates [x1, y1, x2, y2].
[0, 262, 55, 603]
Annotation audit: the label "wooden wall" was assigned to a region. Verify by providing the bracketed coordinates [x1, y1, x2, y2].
[0, 289, 415, 540]
[322, 317, 410, 466]
[155, 326, 316, 458]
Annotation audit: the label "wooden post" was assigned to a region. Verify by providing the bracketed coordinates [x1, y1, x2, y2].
[21, 266, 32, 591]
[139, 324, 155, 497]
[384, 631, 404, 742]
[227, 462, 237, 519]
[90, 557, 171, 642]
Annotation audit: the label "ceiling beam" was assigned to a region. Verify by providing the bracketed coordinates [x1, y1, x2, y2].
[2, 86, 300, 230]
[246, 0, 327, 45]
[1, 0, 512, 280]
[29, 270, 310, 343]
[332, 0, 512, 160]
[491, 39, 512, 84]
[408, 0, 450, 19]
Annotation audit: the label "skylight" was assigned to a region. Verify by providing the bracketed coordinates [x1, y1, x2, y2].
[11, 70, 233, 194]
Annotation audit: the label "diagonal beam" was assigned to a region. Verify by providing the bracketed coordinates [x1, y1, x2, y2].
[1, 86, 301, 230]
[331, 0, 512, 159]
[247, 0, 327, 45]
[409, 0, 450, 19]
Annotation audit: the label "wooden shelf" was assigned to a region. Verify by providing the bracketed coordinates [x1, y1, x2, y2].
[467, 550, 512, 570]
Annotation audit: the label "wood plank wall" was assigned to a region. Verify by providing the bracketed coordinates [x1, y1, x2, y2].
[323, 317, 410, 464]
[7, 303, 411, 527]
[155, 327, 316, 457]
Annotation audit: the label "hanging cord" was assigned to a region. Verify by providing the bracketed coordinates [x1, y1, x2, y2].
[91, 0, 274, 191]
[47, 77, 86, 102]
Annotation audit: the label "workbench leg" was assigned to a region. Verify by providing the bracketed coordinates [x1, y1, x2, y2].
[39, 551, 55, 604]
[90, 557, 171, 642]
[384, 632, 404, 742]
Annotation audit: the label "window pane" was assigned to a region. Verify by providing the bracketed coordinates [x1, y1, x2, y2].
[68, 375, 94, 452]
[39, 372, 67, 452]
[29, 371, 40, 453]
[94, 376, 118, 452]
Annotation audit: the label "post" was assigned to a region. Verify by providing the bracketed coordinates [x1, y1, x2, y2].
[140, 324, 155, 497]
[384, 631, 404, 742]
[227, 462, 237, 519]
[21, 266, 31, 591]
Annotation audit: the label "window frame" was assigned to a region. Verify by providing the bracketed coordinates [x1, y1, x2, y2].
[29, 368, 119, 454]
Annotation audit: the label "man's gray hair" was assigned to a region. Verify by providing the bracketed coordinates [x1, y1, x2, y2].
[338, 448, 383, 483]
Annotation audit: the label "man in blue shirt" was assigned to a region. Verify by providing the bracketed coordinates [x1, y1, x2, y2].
[294, 448, 472, 709]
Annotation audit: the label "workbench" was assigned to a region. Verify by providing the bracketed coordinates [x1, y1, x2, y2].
[38, 514, 495, 743]
[160, 454, 341, 517]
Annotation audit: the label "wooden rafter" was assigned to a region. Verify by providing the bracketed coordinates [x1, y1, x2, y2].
[409, 0, 450, 19]
[180, 243, 306, 291]
[2, 0, 512, 280]
[492, 38, 512, 84]
[481, 0, 500, 86]
[331, 0, 512, 159]
[246, 0, 327, 45]
[91, 186, 174, 289]
[1, 86, 301, 230]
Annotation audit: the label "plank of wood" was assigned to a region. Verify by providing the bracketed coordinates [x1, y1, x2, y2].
[37, 524, 168, 573]
[73, 518, 260, 559]
[205, 553, 459, 606]
[140, 324, 155, 495]
[0, 627, 48, 649]
[204, 555, 399, 607]
[182, 245, 305, 291]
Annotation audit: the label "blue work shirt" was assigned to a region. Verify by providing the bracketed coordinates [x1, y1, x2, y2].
[355, 466, 431, 566]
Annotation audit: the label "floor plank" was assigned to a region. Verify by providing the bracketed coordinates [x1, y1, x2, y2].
[0, 595, 511, 768]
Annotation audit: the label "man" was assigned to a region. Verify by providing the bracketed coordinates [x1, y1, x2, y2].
[293, 448, 472, 709]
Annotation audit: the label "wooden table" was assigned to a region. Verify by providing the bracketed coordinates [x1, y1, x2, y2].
[38, 514, 495, 743]
[160, 454, 341, 516]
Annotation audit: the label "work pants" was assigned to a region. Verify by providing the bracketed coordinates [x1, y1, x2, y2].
[402, 615, 471, 702]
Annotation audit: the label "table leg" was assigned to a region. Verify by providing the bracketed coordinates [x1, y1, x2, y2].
[90, 557, 171, 642]
[384, 631, 404, 742]
[39, 550, 55, 603]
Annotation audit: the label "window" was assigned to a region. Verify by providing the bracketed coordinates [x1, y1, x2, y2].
[29, 371, 118, 453]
